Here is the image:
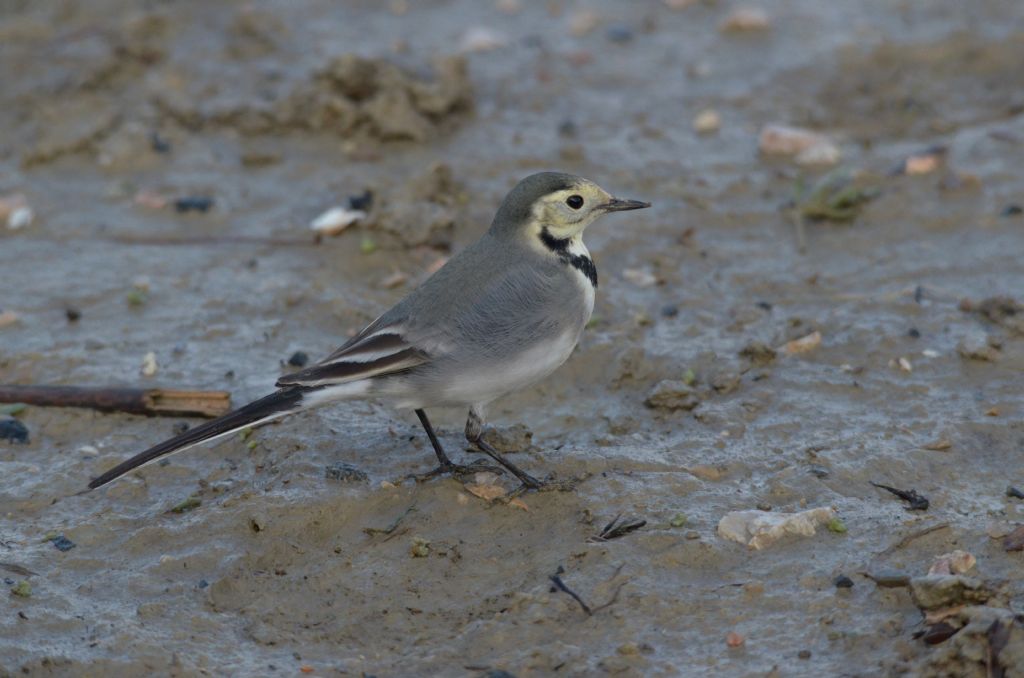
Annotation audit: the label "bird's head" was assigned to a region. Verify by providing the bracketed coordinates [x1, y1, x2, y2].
[490, 172, 650, 244]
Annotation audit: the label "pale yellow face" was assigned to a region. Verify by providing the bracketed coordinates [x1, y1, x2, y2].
[529, 180, 614, 241]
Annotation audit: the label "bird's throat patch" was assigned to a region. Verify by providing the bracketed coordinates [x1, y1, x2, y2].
[540, 227, 598, 288]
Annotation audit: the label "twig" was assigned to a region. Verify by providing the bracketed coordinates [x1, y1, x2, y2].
[363, 505, 416, 538]
[871, 481, 930, 511]
[877, 522, 950, 558]
[0, 562, 37, 577]
[549, 566, 591, 615]
[589, 513, 646, 542]
[0, 385, 231, 418]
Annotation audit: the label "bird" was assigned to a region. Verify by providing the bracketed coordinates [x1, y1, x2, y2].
[87, 172, 650, 492]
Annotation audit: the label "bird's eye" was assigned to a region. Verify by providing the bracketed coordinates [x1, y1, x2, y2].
[566, 195, 584, 210]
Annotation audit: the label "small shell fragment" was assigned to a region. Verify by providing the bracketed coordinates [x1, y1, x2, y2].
[141, 351, 158, 377]
[765, 124, 835, 157]
[0, 193, 33, 230]
[780, 331, 821, 355]
[622, 268, 657, 287]
[310, 207, 366, 236]
[458, 26, 508, 52]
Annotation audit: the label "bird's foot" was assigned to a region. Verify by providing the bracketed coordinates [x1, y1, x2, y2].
[508, 474, 579, 497]
[407, 458, 501, 484]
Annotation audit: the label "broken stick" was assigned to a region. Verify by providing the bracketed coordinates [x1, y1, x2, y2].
[0, 385, 231, 418]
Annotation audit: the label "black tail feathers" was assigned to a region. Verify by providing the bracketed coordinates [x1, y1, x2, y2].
[87, 387, 305, 490]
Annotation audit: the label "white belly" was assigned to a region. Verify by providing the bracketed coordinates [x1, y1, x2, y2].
[443, 328, 580, 406]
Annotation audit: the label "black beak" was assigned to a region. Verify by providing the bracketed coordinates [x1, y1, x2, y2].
[600, 198, 651, 212]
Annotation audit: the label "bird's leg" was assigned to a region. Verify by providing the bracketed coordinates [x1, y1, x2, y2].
[464, 407, 575, 492]
[408, 409, 497, 482]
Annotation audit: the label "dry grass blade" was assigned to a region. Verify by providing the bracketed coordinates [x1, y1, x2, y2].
[589, 513, 646, 542]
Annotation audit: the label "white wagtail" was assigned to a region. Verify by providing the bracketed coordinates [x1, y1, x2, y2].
[87, 172, 650, 492]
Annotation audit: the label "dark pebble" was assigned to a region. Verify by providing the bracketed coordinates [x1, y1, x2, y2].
[606, 26, 633, 43]
[1001, 204, 1023, 217]
[834, 575, 854, 589]
[0, 418, 29, 444]
[485, 672, 517, 678]
[908, 327, 920, 338]
[65, 307, 81, 322]
[224, 370, 235, 379]
[348, 189, 374, 212]
[324, 463, 368, 483]
[922, 622, 959, 645]
[287, 351, 309, 367]
[198, 579, 209, 589]
[173, 196, 214, 213]
[557, 119, 577, 138]
[798, 650, 812, 659]
[172, 421, 190, 436]
[150, 131, 171, 154]
[808, 464, 830, 479]
[756, 301, 773, 311]
[660, 304, 679, 318]
[3, 578, 12, 586]
[1007, 486, 1024, 499]
[50, 535, 76, 552]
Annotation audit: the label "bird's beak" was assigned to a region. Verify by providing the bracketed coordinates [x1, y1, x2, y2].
[600, 198, 651, 212]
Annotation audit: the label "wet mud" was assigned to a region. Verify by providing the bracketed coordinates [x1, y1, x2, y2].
[2, 0, 1024, 675]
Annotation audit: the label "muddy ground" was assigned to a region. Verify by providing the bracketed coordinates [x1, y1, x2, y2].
[2, 0, 1024, 675]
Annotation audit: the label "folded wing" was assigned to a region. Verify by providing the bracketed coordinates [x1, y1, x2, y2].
[276, 324, 430, 388]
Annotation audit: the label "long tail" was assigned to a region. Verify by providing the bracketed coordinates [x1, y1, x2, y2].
[87, 387, 307, 490]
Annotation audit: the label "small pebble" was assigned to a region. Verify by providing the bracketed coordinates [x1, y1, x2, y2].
[50, 535, 76, 552]
[606, 26, 633, 43]
[65, 307, 81, 322]
[0, 310, 19, 328]
[348, 190, 374, 212]
[725, 631, 745, 648]
[755, 502, 772, 511]
[173, 196, 214, 213]
[798, 650, 812, 660]
[660, 304, 679, 318]
[834, 575, 854, 589]
[720, 7, 771, 32]
[908, 327, 920, 338]
[149, 132, 171, 154]
[693, 109, 721, 134]
[287, 351, 309, 367]
[0, 418, 29, 444]
[684, 530, 700, 540]
[869, 570, 910, 588]
[1001, 204, 1022, 217]
[568, 9, 601, 37]
[197, 579, 209, 589]
[172, 422, 190, 436]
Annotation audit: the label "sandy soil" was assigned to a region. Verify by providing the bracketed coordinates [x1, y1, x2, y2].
[2, 1, 1024, 675]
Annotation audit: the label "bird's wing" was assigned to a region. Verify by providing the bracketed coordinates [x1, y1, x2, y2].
[275, 318, 432, 388]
